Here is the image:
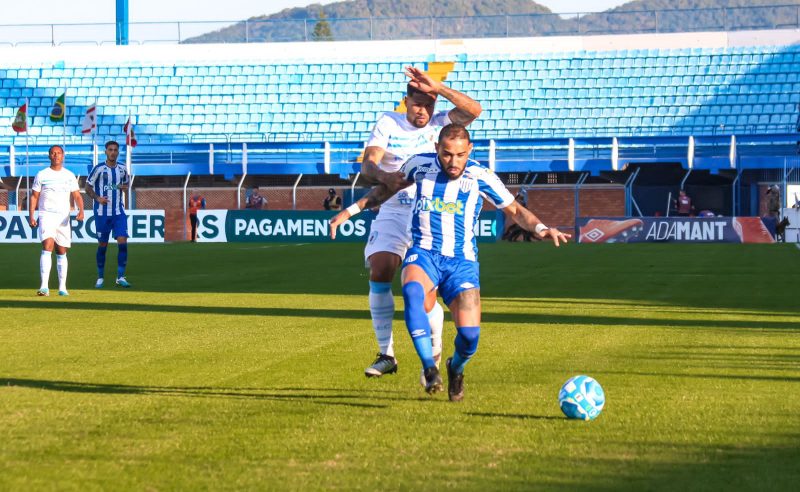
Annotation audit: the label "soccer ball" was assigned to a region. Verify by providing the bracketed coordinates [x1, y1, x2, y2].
[558, 375, 605, 420]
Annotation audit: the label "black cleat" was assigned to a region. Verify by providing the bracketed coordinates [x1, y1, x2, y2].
[423, 366, 443, 394]
[365, 353, 398, 377]
[446, 358, 464, 402]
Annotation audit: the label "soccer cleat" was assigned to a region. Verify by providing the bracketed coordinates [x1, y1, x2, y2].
[364, 353, 398, 378]
[115, 276, 132, 288]
[36, 288, 49, 297]
[423, 366, 443, 394]
[446, 358, 464, 402]
[95, 278, 104, 289]
[58, 290, 69, 296]
[419, 351, 443, 387]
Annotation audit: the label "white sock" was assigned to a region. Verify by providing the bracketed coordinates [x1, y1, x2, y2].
[369, 283, 395, 357]
[39, 250, 52, 290]
[56, 254, 68, 292]
[427, 301, 444, 361]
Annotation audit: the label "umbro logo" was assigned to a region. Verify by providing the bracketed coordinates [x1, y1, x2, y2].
[583, 228, 605, 242]
[459, 282, 475, 289]
[405, 254, 418, 263]
[410, 329, 426, 338]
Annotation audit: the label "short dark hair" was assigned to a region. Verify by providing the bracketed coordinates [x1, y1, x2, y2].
[105, 140, 119, 149]
[438, 123, 471, 144]
[48, 145, 64, 153]
[406, 83, 437, 100]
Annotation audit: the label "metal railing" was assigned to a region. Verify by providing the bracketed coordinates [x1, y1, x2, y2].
[0, 4, 799, 46]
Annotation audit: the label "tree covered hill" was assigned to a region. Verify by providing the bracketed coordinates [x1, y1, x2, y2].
[183, 0, 800, 43]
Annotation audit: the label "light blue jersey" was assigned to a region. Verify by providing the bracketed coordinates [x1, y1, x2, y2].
[86, 162, 129, 216]
[402, 153, 515, 261]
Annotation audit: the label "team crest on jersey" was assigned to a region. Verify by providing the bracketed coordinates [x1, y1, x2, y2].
[459, 178, 474, 193]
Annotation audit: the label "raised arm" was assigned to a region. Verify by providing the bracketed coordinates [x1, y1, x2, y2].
[405, 66, 482, 125]
[503, 201, 571, 247]
[329, 181, 409, 240]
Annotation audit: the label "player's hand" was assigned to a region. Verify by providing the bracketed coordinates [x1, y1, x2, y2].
[405, 66, 441, 95]
[96, 196, 109, 205]
[329, 210, 353, 240]
[29, 216, 37, 228]
[540, 227, 571, 247]
[76, 210, 85, 222]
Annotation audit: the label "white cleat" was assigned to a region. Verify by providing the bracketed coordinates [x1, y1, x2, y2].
[95, 278, 104, 289]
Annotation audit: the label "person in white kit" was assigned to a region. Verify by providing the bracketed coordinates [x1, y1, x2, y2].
[359, 66, 482, 378]
[28, 145, 85, 296]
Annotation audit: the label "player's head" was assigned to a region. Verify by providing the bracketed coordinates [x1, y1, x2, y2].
[404, 84, 437, 129]
[328, 187, 336, 196]
[48, 145, 64, 167]
[435, 124, 472, 180]
[105, 141, 120, 163]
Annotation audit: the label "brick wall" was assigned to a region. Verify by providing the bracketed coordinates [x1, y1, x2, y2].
[127, 184, 626, 241]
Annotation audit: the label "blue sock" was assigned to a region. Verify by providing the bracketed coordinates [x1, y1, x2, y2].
[96, 246, 107, 278]
[451, 326, 480, 374]
[402, 281, 435, 369]
[117, 243, 128, 278]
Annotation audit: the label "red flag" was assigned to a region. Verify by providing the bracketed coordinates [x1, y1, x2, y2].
[12, 103, 27, 133]
[81, 104, 97, 134]
[124, 117, 137, 147]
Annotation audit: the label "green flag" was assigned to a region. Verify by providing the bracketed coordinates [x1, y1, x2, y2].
[50, 92, 65, 122]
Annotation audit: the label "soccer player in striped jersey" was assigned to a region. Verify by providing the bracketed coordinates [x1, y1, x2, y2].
[359, 66, 482, 380]
[85, 141, 131, 288]
[332, 124, 570, 400]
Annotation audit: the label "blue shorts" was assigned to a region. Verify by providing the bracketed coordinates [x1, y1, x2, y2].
[402, 246, 480, 306]
[94, 214, 128, 243]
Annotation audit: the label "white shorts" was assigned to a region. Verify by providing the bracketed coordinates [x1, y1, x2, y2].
[38, 212, 72, 248]
[364, 212, 411, 266]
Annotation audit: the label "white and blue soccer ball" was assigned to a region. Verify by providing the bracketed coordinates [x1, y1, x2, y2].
[558, 375, 605, 420]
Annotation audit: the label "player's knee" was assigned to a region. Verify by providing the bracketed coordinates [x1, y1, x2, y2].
[455, 326, 480, 357]
[403, 282, 429, 330]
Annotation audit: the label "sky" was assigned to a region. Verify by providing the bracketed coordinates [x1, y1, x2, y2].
[2, 0, 630, 25]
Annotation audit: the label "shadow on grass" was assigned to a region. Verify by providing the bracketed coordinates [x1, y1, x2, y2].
[2, 299, 799, 332]
[466, 411, 563, 421]
[0, 378, 429, 409]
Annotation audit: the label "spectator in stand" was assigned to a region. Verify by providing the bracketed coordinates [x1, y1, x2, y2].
[323, 188, 342, 211]
[674, 190, 695, 217]
[188, 190, 205, 242]
[246, 187, 267, 210]
[765, 185, 781, 219]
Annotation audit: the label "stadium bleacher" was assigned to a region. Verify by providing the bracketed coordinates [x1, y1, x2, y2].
[1, 44, 799, 146]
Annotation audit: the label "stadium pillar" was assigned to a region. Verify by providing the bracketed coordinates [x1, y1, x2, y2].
[9, 145, 15, 176]
[116, 0, 129, 46]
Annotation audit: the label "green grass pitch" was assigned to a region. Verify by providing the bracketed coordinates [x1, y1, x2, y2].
[1, 241, 799, 490]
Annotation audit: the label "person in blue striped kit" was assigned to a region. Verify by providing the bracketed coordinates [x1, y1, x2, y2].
[332, 124, 570, 401]
[85, 140, 132, 288]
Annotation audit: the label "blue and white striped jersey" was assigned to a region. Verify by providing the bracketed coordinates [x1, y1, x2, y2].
[402, 153, 515, 261]
[86, 162, 129, 216]
[366, 111, 451, 215]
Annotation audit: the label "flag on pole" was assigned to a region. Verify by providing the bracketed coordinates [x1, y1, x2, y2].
[50, 92, 66, 122]
[124, 116, 137, 147]
[81, 104, 97, 134]
[12, 103, 28, 133]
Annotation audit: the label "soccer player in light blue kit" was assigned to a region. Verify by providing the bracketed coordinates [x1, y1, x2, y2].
[85, 140, 132, 288]
[332, 124, 570, 400]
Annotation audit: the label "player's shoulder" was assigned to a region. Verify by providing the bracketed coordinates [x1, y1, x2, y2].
[375, 111, 405, 126]
[464, 159, 491, 177]
[404, 152, 438, 167]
